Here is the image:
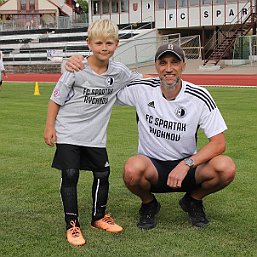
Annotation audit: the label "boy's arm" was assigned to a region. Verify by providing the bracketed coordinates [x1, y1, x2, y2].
[65, 55, 84, 72]
[44, 100, 60, 147]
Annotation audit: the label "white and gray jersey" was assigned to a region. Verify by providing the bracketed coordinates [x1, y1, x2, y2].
[0, 60, 5, 81]
[116, 78, 227, 161]
[50, 59, 141, 147]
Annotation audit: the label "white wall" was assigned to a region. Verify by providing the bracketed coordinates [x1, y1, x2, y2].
[88, 1, 253, 29]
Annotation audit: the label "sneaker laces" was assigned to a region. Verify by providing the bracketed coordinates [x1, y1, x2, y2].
[189, 201, 206, 218]
[101, 214, 115, 225]
[69, 220, 82, 238]
[139, 202, 157, 217]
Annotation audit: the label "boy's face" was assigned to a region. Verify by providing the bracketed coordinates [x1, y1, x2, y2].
[87, 37, 119, 62]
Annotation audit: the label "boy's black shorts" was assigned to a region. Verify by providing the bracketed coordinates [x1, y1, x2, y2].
[52, 144, 110, 172]
[0, 80, 2, 86]
[149, 157, 200, 193]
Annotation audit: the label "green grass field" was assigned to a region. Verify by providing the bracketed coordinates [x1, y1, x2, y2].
[0, 82, 256, 257]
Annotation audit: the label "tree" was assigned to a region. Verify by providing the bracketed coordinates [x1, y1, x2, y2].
[74, 0, 88, 14]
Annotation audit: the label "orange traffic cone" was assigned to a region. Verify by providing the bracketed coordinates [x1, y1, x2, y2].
[34, 82, 40, 95]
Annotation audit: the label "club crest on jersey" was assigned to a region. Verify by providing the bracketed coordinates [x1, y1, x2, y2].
[53, 88, 60, 97]
[105, 77, 114, 87]
[175, 107, 186, 118]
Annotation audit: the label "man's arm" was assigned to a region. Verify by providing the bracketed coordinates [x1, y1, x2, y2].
[44, 100, 60, 147]
[167, 132, 226, 189]
[64, 55, 152, 78]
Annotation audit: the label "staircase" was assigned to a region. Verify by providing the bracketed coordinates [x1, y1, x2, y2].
[203, 3, 257, 66]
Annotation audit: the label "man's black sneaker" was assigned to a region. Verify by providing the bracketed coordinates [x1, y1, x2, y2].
[179, 194, 209, 228]
[137, 199, 161, 230]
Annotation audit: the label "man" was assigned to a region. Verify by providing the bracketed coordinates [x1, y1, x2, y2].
[115, 43, 236, 229]
[0, 51, 7, 87]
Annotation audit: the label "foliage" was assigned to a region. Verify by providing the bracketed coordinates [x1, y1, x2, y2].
[76, 0, 88, 13]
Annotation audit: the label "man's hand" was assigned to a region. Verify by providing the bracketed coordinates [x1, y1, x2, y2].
[65, 55, 84, 72]
[167, 161, 190, 188]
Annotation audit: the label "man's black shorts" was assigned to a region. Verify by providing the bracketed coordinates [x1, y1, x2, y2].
[150, 157, 200, 193]
[52, 144, 110, 172]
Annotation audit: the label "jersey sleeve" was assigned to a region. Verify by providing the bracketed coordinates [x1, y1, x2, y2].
[116, 82, 141, 106]
[199, 92, 227, 138]
[118, 63, 142, 88]
[50, 71, 75, 106]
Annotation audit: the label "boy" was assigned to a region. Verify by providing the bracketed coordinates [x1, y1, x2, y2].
[44, 19, 142, 247]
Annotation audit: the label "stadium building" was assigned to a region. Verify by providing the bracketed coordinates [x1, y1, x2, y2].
[0, 0, 256, 71]
[88, 0, 257, 65]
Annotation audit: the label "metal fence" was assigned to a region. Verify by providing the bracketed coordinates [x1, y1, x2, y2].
[233, 35, 257, 64]
[0, 15, 88, 32]
[113, 33, 202, 68]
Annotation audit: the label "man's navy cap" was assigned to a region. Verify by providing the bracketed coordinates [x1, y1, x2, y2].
[155, 43, 185, 62]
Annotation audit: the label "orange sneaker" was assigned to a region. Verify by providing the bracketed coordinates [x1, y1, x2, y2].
[92, 214, 123, 233]
[66, 221, 86, 246]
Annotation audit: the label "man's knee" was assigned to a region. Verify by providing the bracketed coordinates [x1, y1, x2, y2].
[123, 156, 147, 186]
[210, 155, 236, 185]
[221, 156, 236, 184]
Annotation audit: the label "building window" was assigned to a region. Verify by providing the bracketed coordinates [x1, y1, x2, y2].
[21, 0, 26, 10]
[112, 0, 118, 13]
[213, 0, 224, 4]
[156, 0, 165, 10]
[92, 0, 100, 15]
[120, 0, 128, 12]
[29, 0, 35, 10]
[102, 0, 109, 14]
[202, 0, 212, 5]
[167, 0, 176, 9]
[178, 0, 188, 7]
[190, 0, 199, 6]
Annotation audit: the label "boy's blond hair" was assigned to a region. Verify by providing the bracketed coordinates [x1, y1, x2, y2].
[87, 19, 119, 41]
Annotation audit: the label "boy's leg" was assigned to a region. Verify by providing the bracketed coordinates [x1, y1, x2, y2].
[60, 168, 80, 229]
[91, 170, 123, 233]
[61, 168, 86, 246]
[91, 170, 110, 222]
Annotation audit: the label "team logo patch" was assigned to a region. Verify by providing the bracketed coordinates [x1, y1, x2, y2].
[175, 107, 186, 118]
[53, 88, 60, 97]
[106, 77, 114, 87]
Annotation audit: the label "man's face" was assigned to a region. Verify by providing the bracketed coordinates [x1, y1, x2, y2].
[155, 53, 186, 89]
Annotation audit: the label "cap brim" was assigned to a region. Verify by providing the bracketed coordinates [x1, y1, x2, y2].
[155, 50, 183, 62]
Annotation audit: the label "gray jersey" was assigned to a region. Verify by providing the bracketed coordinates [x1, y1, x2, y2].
[50, 59, 141, 147]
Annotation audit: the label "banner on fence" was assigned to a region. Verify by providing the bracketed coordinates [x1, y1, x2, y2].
[47, 49, 63, 62]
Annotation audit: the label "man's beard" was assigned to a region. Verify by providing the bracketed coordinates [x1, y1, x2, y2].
[161, 78, 179, 90]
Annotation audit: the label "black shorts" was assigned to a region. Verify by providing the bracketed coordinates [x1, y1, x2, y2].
[52, 144, 110, 172]
[150, 157, 200, 193]
[0, 80, 2, 86]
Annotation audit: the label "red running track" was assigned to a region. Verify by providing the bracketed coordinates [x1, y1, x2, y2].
[5, 73, 257, 86]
